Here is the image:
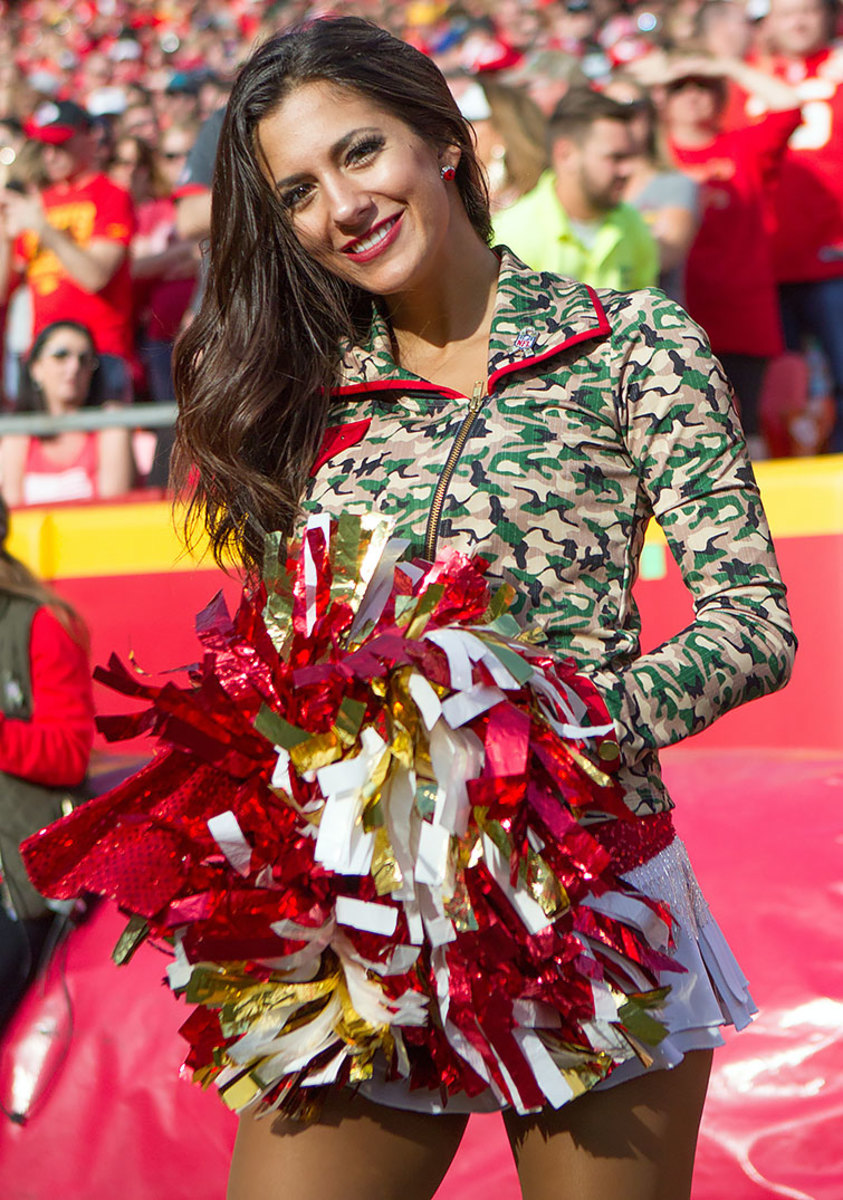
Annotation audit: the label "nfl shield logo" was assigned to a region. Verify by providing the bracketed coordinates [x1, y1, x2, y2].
[514, 328, 537, 355]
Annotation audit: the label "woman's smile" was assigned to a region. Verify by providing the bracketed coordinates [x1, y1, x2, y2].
[341, 212, 403, 261]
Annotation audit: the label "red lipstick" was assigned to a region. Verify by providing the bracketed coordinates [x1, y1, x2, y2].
[341, 212, 403, 263]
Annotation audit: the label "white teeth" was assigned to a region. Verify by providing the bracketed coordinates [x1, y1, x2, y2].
[347, 217, 397, 255]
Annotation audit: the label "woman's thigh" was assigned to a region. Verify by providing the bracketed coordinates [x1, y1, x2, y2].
[227, 1089, 470, 1200]
[502, 1049, 713, 1200]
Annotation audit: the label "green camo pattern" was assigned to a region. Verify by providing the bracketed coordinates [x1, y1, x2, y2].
[303, 250, 796, 815]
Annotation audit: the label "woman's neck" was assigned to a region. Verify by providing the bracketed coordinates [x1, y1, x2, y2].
[386, 225, 500, 393]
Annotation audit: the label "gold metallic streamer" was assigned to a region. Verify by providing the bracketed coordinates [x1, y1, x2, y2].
[332, 696, 367, 746]
[566, 745, 614, 789]
[290, 729, 343, 774]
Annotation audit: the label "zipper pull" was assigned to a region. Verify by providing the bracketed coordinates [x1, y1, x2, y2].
[469, 379, 486, 412]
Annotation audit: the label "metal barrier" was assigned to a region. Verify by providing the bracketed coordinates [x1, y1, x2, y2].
[0, 403, 178, 436]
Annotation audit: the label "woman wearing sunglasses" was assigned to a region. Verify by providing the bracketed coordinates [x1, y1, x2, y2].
[0, 319, 134, 506]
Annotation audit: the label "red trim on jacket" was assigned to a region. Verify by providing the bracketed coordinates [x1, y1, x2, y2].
[333, 286, 610, 403]
[334, 378, 465, 400]
[488, 286, 610, 393]
[311, 419, 373, 476]
[316, 286, 611, 471]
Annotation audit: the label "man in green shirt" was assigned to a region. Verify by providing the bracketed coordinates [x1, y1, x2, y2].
[494, 87, 658, 291]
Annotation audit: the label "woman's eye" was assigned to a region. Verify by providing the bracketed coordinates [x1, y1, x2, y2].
[346, 137, 384, 167]
[281, 182, 313, 211]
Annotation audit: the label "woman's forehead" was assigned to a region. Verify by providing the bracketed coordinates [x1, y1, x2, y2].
[257, 82, 404, 171]
[41, 327, 93, 351]
[263, 80, 396, 134]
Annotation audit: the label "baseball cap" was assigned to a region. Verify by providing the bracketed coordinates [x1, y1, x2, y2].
[166, 71, 202, 96]
[87, 87, 128, 117]
[24, 100, 92, 145]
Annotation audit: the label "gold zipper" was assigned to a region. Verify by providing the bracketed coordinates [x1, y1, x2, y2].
[423, 380, 487, 562]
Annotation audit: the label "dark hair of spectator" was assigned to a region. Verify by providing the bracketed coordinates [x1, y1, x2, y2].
[0, 494, 86, 640]
[549, 87, 637, 145]
[172, 16, 492, 575]
[124, 82, 154, 107]
[113, 133, 170, 198]
[17, 321, 104, 413]
[603, 74, 668, 167]
[663, 65, 728, 108]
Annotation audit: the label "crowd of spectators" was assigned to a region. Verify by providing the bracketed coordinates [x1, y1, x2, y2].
[0, 0, 842, 505]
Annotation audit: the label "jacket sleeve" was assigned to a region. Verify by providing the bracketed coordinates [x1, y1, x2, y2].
[586, 291, 797, 763]
[0, 606, 96, 787]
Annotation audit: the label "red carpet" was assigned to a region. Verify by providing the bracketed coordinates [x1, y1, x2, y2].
[1, 747, 841, 1199]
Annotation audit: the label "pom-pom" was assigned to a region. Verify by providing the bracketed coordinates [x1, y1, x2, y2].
[23, 512, 678, 1119]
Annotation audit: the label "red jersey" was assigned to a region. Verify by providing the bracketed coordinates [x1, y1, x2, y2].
[17, 173, 136, 358]
[749, 48, 843, 282]
[132, 196, 195, 342]
[669, 109, 800, 357]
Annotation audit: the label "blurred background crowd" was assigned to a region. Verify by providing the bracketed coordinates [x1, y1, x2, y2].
[0, 0, 842, 509]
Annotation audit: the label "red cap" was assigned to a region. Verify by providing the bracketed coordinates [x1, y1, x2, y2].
[24, 100, 92, 145]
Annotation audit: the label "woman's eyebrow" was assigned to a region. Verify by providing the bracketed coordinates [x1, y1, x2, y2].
[274, 126, 384, 189]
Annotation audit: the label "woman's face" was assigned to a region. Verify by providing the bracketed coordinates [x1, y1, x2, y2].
[257, 81, 461, 298]
[663, 79, 721, 131]
[30, 327, 97, 413]
[110, 138, 149, 196]
[158, 127, 194, 191]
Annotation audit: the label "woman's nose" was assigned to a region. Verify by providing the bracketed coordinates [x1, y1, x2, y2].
[324, 176, 374, 229]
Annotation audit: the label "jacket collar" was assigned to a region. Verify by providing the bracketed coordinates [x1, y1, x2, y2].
[335, 248, 609, 395]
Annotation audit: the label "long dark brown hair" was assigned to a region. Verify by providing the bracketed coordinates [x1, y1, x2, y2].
[171, 16, 491, 576]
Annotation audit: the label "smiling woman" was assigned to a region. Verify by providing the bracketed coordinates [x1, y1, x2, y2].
[172, 19, 492, 568]
[27, 16, 796, 1200]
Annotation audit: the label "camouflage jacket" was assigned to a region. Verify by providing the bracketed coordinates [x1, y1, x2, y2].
[303, 250, 796, 815]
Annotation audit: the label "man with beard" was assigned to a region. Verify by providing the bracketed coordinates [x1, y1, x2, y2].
[493, 87, 658, 291]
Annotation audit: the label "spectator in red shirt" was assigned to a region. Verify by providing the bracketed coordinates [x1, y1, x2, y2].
[0, 100, 136, 407]
[640, 52, 801, 455]
[756, 0, 843, 451]
[0, 492, 94, 1029]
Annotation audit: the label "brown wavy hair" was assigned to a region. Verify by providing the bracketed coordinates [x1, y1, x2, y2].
[0, 496, 88, 647]
[172, 17, 491, 576]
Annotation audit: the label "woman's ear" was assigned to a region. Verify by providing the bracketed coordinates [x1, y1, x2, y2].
[439, 144, 461, 175]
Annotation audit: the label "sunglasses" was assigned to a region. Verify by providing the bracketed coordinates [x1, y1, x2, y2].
[45, 348, 99, 368]
[666, 75, 723, 94]
[160, 149, 188, 159]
